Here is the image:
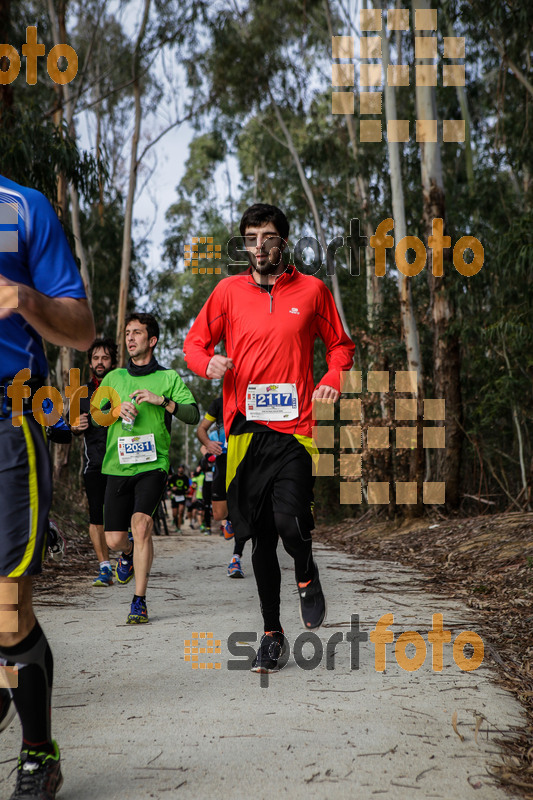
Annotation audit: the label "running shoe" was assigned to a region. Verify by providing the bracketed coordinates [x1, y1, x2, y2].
[115, 545, 134, 584]
[251, 631, 287, 673]
[227, 555, 244, 578]
[0, 688, 16, 733]
[224, 520, 234, 540]
[93, 565, 113, 587]
[127, 597, 148, 624]
[47, 521, 65, 563]
[9, 740, 63, 799]
[297, 567, 327, 630]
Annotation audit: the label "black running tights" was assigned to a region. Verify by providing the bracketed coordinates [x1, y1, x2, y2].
[251, 512, 315, 632]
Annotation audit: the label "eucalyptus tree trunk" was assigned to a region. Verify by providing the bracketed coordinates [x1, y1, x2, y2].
[412, 0, 463, 508]
[116, 0, 151, 365]
[377, 1, 424, 505]
[269, 94, 350, 336]
[46, 0, 75, 479]
[378, 6, 422, 389]
[47, 0, 92, 304]
[323, 0, 380, 332]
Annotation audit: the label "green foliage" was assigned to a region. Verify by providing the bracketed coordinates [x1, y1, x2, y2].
[0, 103, 99, 211]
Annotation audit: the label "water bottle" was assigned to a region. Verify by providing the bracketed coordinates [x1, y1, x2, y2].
[121, 401, 136, 432]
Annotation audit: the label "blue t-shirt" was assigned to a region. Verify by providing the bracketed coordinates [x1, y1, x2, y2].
[0, 174, 86, 381]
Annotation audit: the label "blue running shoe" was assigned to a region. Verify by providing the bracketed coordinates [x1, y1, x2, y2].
[116, 546, 134, 584]
[127, 596, 148, 624]
[93, 565, 113, 587]
[224, 520, 234, 540]
[227, 555, 244, 578]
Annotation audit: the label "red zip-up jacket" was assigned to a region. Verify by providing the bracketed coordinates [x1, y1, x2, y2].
[183, 266, 355, 438]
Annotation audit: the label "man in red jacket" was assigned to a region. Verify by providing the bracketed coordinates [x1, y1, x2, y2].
[184, 203, 354, 673]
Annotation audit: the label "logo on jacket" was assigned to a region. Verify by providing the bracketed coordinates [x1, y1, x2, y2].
[289, 307, 300, 315]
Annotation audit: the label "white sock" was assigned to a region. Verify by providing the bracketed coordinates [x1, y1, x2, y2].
[100, 561, 111, 570]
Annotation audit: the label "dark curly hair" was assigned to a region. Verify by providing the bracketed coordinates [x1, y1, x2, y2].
[88, 337, 118, 366]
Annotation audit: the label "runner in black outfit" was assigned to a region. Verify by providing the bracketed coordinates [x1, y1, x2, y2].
[167, 466, 190, 532]
[71, 338, 117, 586]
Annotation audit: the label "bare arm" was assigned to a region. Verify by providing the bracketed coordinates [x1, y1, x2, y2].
[197, 417, 223, 454]
[0, 273, 95, 350]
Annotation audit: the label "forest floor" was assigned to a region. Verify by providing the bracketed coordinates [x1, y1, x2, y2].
[314, 511, 533, 799]
[38, 485, 533, 798]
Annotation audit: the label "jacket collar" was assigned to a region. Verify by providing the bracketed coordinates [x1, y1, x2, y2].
[245, 264, 297, 290]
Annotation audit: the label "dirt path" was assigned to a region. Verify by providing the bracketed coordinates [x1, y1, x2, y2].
[0, 527, 525, 799]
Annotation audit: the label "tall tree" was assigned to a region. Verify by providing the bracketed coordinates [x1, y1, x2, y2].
[412, 0, 462, 508]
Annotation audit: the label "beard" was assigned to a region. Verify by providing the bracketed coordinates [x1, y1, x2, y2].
[93, 365, 111, 378]
[250, 249, 284, 274]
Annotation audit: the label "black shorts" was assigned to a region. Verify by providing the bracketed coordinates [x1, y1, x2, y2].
[0, 415, 52, 576]
[212, 453, 227, 501]
[226, 431, 315, 543]
[83, 470, 107, 525]
[170, 496, 186, 509]
[104, 468, 168, 532]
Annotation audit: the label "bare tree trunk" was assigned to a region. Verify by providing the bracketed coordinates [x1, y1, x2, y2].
[47, 0, 92, 304]
[501, 336, 529, 508]
[378, 7, 422, 389]
[377, 1, 424, 509]
[412, 0, 463, 508]
[45, 0, 73, 479]
[116, 0, 151, 366]
[269, 92, 350, 335]
[323, 0, 380, 331]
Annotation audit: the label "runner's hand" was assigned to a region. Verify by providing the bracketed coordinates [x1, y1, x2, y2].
[206, 440, 223, 456]
[71, 412, 89, 431]
[206, 356, 234, 379]
[130, 389, 163, 406]
[312, 385, 339, 403]
[0, 273, 21, 320]
[120, 401, 138, 422]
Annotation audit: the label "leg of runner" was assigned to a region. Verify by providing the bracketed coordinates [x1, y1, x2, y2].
[227, 532, 245, 578]
[130, 511, 154, 598]
[274, 511, 326, 631]
[90, 523, 113, 587]
[212, 501, 227, 521]
[177, 501, 185, 529]
[84, 472, 112, 587]
[0, 577, 62, 791]
[171, 501, 178, 528]
[250, 526, 282, 632]
[0, 412, 63, 798]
